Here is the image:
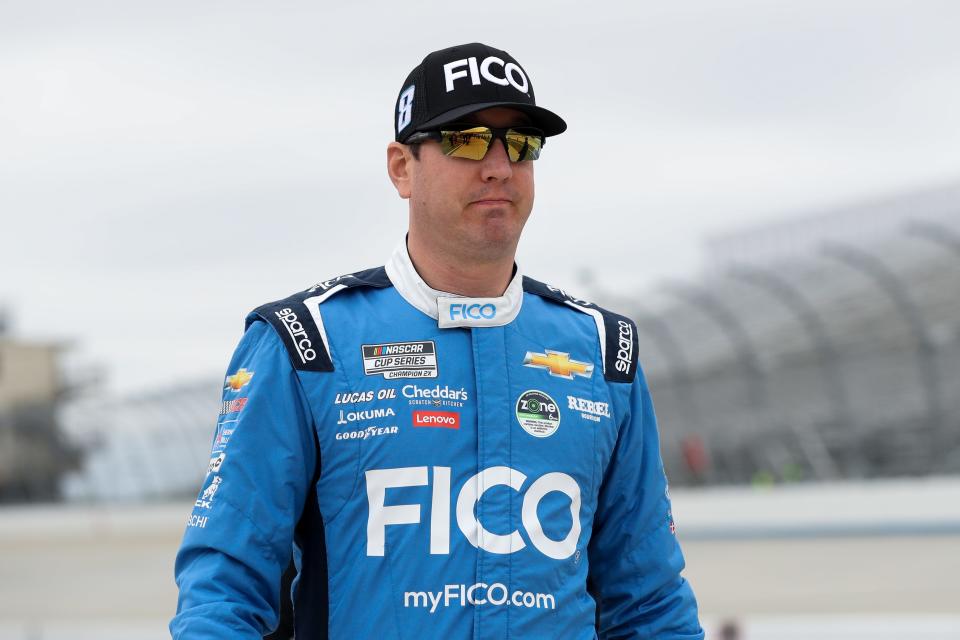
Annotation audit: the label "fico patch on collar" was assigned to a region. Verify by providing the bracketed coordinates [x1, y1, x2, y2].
[437, 297, 501, 328]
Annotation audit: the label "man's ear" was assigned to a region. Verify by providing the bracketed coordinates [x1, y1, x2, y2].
[387, 142, 413, 199]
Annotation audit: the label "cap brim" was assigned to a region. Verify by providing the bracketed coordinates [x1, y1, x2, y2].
[412, 101, 567, 138]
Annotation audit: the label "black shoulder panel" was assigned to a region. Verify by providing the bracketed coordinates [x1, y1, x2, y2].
[303, 266, 393, 295]
[522, 276, 639, 383]
[247, 266, 391, 373]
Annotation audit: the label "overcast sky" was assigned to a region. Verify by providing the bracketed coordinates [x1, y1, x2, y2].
[2, 0, 958, 395]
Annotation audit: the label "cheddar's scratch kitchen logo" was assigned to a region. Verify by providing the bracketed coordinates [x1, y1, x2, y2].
[224, 368, 254, 392]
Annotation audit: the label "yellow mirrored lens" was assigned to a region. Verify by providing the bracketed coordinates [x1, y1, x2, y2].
[505, 131, 543, 162]
[440, 127, 492, 160]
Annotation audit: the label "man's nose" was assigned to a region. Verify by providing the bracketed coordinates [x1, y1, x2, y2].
[480, 138, 513, 182]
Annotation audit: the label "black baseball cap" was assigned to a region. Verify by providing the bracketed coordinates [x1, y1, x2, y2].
[394, 42, 567, 143]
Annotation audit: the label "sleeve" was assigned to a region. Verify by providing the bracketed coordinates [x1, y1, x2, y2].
[587, 366, 704, 639]
[169, 320, 318, 639]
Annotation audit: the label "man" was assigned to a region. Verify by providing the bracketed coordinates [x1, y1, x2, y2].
[171, 42, 703, 639]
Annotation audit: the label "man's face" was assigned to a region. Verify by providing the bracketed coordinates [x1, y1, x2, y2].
[391, 107, 536, 263]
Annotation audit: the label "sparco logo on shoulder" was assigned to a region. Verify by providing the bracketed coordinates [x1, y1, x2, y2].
[443, 56, 529, 94]
[275, 307, 316, 364]
[615, 320, 634, 374]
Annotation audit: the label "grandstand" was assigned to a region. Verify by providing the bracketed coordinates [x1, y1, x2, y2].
[621, 180, 960, 485]
[60, 383, 218, 500]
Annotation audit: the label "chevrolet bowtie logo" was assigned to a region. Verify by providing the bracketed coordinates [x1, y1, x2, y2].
[224, 368, 255, 391]
[523, 350, 594, 379]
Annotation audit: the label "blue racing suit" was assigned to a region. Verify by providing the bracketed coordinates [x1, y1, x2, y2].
[171, 242, 703, 639]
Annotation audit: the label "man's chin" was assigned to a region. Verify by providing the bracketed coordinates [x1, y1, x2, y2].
[465, 221, 523, 259]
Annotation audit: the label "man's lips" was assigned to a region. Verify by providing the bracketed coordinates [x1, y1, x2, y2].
[470, 198, 513, 205]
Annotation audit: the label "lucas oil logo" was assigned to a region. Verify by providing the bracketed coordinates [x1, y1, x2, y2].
[362, 341, 438, 379]
[335, 388, 397, 404]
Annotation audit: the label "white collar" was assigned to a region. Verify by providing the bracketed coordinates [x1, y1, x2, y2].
[384, 241, 524, 328]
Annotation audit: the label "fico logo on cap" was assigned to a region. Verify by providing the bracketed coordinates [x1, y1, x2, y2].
[442, 56, 529, 94]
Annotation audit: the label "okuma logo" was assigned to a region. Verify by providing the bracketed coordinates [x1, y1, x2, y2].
[443, 56, 529, 94]
[337, 407, 396, 425]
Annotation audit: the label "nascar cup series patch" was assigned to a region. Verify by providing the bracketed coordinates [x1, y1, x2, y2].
[361, 341, 438, 379]
[515, 390, 561, 438]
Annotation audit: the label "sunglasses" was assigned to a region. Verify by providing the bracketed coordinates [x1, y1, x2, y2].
[405, 125, 545, 162]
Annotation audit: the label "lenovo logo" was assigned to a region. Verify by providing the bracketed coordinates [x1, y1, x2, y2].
[413, 411, 460, 429]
